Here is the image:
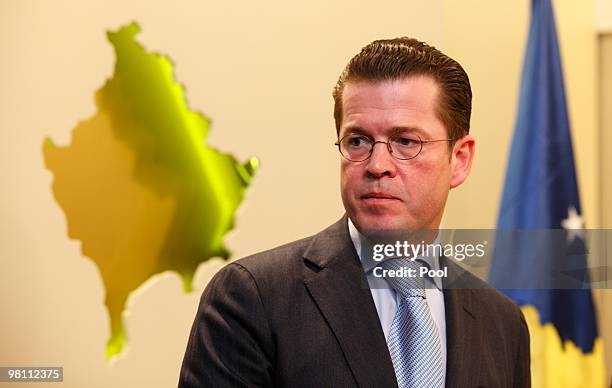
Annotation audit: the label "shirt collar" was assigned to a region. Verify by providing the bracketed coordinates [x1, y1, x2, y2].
[348, 217, 443, 290]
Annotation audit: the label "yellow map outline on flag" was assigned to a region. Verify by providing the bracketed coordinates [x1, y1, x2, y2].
[522, 306, 606, 387]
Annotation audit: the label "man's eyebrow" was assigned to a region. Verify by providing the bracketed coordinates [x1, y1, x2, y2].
[342, 126, 369, 135]
[390, 126, 426, 134]
[341, 126, 428, 137]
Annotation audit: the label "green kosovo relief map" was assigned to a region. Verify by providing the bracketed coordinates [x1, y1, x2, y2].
[43, 23, 258, 360]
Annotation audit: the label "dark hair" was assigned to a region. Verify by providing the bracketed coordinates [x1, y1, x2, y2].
[332, 37, 472, 143]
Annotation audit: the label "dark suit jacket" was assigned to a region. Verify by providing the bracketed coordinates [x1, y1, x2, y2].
[179, 217, 531, 387]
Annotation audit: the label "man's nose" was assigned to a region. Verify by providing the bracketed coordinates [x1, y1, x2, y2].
[366, 142, 397, 178]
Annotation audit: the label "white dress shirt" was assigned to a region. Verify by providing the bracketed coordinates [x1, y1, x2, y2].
[348, 218, 447, 379]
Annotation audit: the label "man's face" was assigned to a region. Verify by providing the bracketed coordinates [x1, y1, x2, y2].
[339, 76, 471, 232]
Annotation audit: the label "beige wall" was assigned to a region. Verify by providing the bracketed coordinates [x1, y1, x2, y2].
[595, 0, 612, 32]
[0, 0, 608, 386]
[600, 34, 612, 232]
[599, 32, 612, 380]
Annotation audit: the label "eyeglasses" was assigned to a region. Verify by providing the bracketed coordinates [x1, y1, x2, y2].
[335, 133, 455, 162]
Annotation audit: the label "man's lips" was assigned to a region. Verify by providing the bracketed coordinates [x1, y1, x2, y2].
[361, 192, 400, 200]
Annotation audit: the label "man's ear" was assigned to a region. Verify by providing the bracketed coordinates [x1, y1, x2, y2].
[450, 135, 475, 189]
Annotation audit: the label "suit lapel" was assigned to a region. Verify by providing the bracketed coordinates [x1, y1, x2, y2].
[302, 221, 483, 387]
[303, 218, 398, 388]
[441, 257, 479, 388]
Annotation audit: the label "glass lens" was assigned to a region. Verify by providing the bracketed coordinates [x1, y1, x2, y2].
[340, 135, 372, 161]
[390, 134, 421, 159]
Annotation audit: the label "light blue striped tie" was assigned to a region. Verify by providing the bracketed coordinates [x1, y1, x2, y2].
[382, 259, 444, 388]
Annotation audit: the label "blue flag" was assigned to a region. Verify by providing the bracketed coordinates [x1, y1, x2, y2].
[489, 0, 606, 386]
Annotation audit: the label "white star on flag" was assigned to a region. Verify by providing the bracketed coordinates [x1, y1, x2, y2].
[560, 206, 585, 243]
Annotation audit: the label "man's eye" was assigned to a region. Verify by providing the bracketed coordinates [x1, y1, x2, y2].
[346, 136, 370, 147]
[395, 137, 419, 147]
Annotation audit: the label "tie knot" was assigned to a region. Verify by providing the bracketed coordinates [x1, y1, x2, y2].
[380, 258, 426, 299]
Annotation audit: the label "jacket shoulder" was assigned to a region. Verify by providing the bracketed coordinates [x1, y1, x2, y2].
[232, 234, 315, 274]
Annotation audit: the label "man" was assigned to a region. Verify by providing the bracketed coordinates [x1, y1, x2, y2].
[179, 37, 530, 387]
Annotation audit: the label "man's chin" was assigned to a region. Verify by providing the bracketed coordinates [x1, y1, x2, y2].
[351, 214, 414, 233]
